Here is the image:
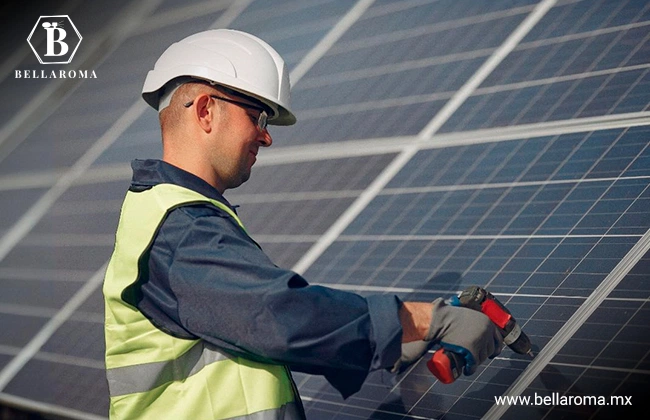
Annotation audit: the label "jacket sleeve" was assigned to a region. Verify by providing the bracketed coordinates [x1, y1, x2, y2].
[139, 205, 403, 397]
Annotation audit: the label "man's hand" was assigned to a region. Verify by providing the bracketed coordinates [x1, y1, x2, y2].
[391, 340, 432, 373]
[397, 298, 502, 375]
[399, 301, 433, 342]
[425, 298, 503, 375]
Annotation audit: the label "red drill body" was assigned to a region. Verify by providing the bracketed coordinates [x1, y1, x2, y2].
[427, 286, 533, 384]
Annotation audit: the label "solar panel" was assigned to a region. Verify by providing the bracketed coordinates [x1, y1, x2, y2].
[1, 0, 649, 418]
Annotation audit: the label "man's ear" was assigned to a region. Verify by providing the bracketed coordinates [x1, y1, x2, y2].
[194, 94, 213, 133]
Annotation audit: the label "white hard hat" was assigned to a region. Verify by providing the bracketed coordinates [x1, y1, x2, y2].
[142, 29, 296, 125]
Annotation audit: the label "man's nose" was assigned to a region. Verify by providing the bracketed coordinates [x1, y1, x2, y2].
[258, 128, 272, 147]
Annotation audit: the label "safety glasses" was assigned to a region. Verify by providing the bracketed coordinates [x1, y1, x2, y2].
[184, 95, 268, 131]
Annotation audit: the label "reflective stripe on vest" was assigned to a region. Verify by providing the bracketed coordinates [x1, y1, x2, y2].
[104, 183, 303, 419]
[107, 341, 230, 396]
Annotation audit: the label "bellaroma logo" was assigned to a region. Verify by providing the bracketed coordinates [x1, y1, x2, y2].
[16, 15, 96, 79]
[27, 15, 82, 64]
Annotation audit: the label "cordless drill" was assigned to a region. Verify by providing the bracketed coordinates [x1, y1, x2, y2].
[427, 286, 533, 384]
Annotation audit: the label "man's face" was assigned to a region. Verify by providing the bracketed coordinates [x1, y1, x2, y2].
[210, 93, 272, 191]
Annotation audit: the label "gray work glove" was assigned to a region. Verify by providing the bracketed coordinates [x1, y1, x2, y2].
[391, 340, 432, 373]
[425, 298, 503, 375]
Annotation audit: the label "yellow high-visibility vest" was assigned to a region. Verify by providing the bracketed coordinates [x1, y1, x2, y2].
[104, 183, 303, 419]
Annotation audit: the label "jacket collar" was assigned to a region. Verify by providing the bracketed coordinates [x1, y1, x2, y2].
[130, 159, 236, 212]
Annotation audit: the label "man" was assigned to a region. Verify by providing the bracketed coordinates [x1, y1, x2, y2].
[103, 29, 502, 419]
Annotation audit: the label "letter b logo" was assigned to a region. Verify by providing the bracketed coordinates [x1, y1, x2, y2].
[27, 16, 82, 64]
[43, 22, 69, 56]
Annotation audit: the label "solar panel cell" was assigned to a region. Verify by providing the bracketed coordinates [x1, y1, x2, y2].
[0, 278, 79, 309]
[39, 320, 104, 362]
[238, 197, 356, 235]
[0, 314, 47, 348]
[3, 360, 108, 416]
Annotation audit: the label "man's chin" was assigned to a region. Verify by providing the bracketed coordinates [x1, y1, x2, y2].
[233, 173, 251, 189]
